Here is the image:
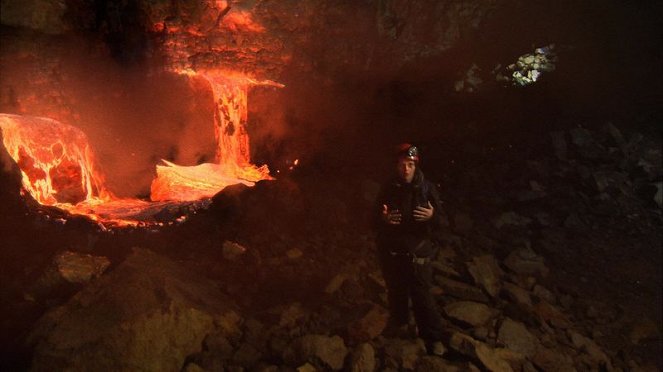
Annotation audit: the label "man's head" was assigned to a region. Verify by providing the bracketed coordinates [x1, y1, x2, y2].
[396, 144, 419, 183]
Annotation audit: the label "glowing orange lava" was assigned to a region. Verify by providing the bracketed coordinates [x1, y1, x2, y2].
[0, 70, 281, 226]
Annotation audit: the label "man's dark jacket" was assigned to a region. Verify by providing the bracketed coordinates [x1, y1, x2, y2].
[375, 169, 443, 258]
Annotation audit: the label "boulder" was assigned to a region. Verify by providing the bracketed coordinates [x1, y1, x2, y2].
[449, 332, 514, 372]
[501, 282, 532, 307]
[27, 251, 110, 301]
[444, 301, 496, 327]
[435, 277, 490, 303]
[533, 301, 570, 329]
[283, 334, 348, 370]
[532, 348, 576, 372]
[383, 338, 426, 370]
[349, 343, 376, 372]
[497, 318, 539, 357]
[466, 254, 503, 298]
[28, 248, 237, 372]
[348, 304, 389, 343]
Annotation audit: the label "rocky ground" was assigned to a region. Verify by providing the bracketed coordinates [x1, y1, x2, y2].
[1, 119, 660, 371]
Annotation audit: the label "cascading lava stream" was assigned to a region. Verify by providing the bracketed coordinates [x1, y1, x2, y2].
[0, 70, 281, 226]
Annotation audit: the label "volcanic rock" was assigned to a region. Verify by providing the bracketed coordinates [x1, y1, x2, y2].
[501, 282, 532, 307]
[348, 304, 389, 343]
[444, 301, 495, 327]
[27, 250, 110, 302]
[349, 343, 376, 372]
[497, 318, 539, 358]
[28, 248, 236, 371]
[383, 338, 427, 370]
[449, 332, 514, 372]
[283, 334, 348, 370]
[466, 254, 503, 298]
[532, 347, 577, 372]
[435, 276, 490, 303]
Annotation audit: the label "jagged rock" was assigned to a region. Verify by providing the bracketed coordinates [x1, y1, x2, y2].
[432, 261, 463, 279]
[349, 343, 376, 372]
[532, 347, 577, 372]
[503, 248, 549, 277]
[466, 254, 503, 298]
[383, 338, 426, 370]
[501, 282, 532, 307]
[567, 330, 613, 370]
[497, 318, 539, 357]
[27, 250, 111, 301]
[28, 248, 237, 371]
[53, 251, 110, 284]
[533, 301, 570, 329]
[283, 334, 348, 370]
[222, 241, 247, 260]
[348, 304, 389, 343]
[449, 332, 514, 372]
[444, 301, 496, 327]
[435, 277, 490, 303]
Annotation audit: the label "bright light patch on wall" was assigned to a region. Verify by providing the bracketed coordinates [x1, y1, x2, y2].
[496, 44, 557, 86]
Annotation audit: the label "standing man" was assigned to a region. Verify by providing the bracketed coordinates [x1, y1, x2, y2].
[375, 143, 446, 355]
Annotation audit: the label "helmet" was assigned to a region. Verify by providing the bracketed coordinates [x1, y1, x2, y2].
[397, 143, 419, 162]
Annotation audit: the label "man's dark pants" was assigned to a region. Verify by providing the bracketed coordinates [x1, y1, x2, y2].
[379, 250, 445, 342]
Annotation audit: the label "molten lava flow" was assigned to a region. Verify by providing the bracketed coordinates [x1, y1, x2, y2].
[0, 70, 281, 226]
[0, 114, 111, 206]
[150, 69, 281, 202]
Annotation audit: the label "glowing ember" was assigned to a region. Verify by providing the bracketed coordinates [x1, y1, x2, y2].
[0, 70, 281, 226]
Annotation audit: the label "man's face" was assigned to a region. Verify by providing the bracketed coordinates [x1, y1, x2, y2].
[397, 158, 416, 183]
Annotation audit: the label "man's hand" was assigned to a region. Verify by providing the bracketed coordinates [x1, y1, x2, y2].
[413, 201, 434, 222]
[382, 204, 402, 225]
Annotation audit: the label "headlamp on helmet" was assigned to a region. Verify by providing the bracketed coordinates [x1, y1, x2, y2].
[397, 143, 420, 162]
